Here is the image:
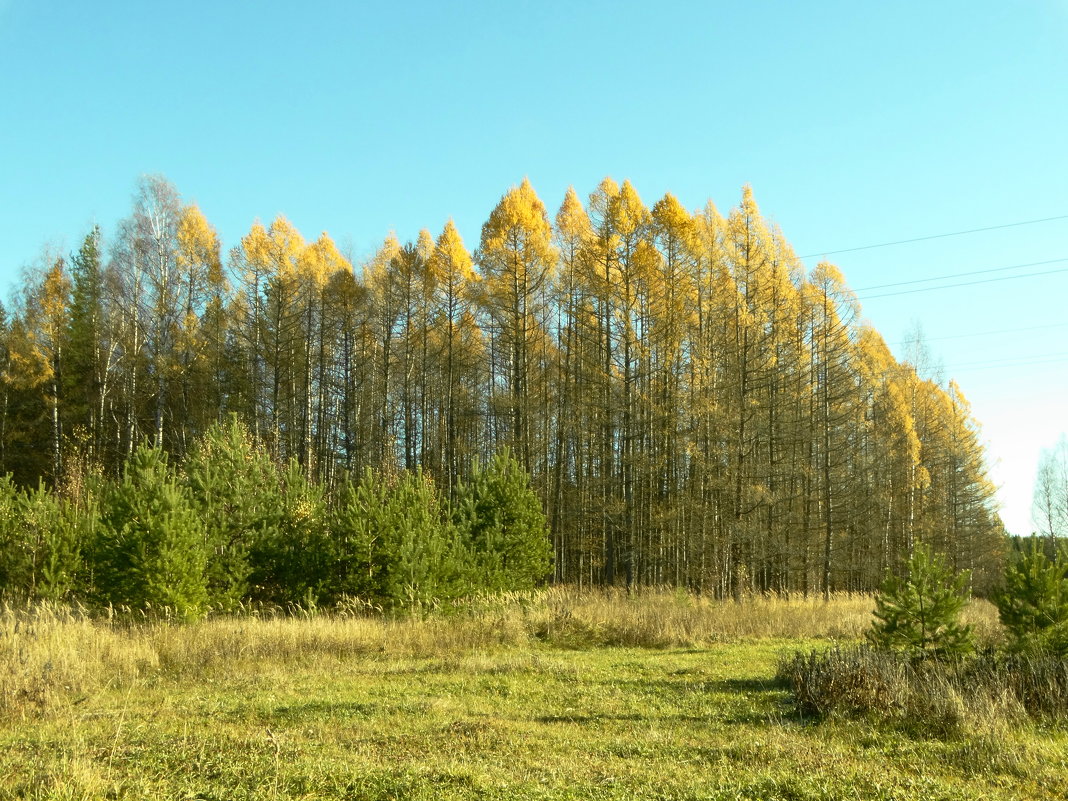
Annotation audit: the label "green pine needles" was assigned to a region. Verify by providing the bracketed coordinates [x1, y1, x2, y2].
[0, 476, 87, 604]
[452, 448, 553, 594]
[866, 544, 974, 661]
[994, 540, 1068, 656]
[92, 446, 209, 620]
[333, 466, 463, 609]
[332, 448, 554, 610]
[0, 419, 554, 617]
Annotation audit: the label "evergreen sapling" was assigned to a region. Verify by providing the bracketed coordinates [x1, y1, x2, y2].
[867, 544, 974, 661]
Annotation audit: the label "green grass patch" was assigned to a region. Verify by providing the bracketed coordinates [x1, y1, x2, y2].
[1, 595, 1063, 800]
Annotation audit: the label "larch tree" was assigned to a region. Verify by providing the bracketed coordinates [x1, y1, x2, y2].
[6, 257, 72, 483]
[721, 185, 780, 597]
[296, 231, 349, 478]
[478, 178, 556, 478]
[649, 193, 698, 585]
[804, 260, 860, 600]
[363, 232, 405, 469]
[428, 219, 482, 496]
[240, 215, 305, 460]
[175, 204, 224, 452]
[550, 187, 595, 583]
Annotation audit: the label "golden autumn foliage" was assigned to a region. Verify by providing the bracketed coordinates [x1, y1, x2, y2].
[0, 175, 1006, 594]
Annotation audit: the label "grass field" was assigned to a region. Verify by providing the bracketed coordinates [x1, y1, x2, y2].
[2, 591, 1065, 800]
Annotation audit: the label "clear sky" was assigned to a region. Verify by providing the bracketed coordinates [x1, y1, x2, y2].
[1, 0, 1066, 535]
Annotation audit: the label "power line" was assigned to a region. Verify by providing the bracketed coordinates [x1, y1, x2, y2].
[799, 214, 1068, 259]
[953, 355, 1068, 373]
[854, 257, 1068, 292]
[890, 322, 1068, 346]
[856, 265, 1068, 301]
[953, 351, 1068, 369]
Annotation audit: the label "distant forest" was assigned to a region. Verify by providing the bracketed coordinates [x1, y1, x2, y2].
[0, 176, 1005, 597]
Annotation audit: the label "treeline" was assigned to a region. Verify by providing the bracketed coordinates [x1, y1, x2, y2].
[0, 418, 550, 616]
[0, 175, 1004, 597]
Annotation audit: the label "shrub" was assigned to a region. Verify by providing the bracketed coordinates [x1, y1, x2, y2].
[779, 644, 1068, 732]
[867, 544, 973, 661]
[994, 540, 1068, 656]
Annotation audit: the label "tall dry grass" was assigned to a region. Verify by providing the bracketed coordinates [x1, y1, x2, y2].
[0, 604, 157, 721]
[521, 587, 878, 647]
[778, 644, 1068, 737]
[0, 588, 1001, 721]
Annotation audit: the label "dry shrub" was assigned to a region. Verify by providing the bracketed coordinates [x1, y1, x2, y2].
[777, 644, 1064, 737]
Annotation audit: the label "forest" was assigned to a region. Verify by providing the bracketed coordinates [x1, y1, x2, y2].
[0, 175, 1006, 604]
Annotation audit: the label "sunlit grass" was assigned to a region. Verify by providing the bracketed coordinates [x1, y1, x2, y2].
[0, 591, 1057, 800]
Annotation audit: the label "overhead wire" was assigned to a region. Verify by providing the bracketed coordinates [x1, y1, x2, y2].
[793, 212, 1068, 301]
[798, 213, 1068, 259]
[853, 257, 1068, 292]
[793, 213, 1068, 376]
[890, 322, 1068, 346]
[856, 264, 1068, 300]
[952, 351, 1068, 369]
[952, 355, 1068, 373]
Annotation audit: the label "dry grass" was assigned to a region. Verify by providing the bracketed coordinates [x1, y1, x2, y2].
[961, 597, 1003, 645]
[3, 592, 1062, 800]
[0, 604, 157, 721]
[522, 587, 877, 646]
[0, 589, 1003, 722]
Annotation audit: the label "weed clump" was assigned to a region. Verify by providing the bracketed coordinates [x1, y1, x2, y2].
[778, 644, 1068, 735]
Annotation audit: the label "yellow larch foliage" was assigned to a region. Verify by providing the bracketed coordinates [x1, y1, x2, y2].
[611, 180, 651, 242]
[177, 204, 222, 285]
[266, 215, 305, 279]
[479, 177, 556, 305]
[366, 231, 402, 287]
[432, 219, 477, 290]
[240, 220, 272, 278]
[554, 186, 592, 248]
[300, 231, 350, 289]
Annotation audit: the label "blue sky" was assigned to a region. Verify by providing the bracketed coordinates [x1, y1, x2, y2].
[2, 0, 1067, 535]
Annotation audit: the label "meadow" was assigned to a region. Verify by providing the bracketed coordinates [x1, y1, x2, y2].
[2, 590, 1065, 800]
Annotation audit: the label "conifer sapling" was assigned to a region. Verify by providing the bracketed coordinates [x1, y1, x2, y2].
[866, 544, 974, 661]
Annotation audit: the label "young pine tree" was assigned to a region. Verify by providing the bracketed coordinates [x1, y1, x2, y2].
[0, 478, 88, 603]
[18, 483, 87, 602]
[0, 476, 30, 600]
[246, 459, 331, 608]
[994, 541, 1068, 656]
[92, 445, 208, 620]
[452, 448, 552, 593]
[867, 544, 974, 661]
[184, 417, 283, 609]
[331, 467, 462, 610]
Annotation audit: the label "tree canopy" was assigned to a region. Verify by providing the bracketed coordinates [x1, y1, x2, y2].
[0, 175, 1007, 599]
